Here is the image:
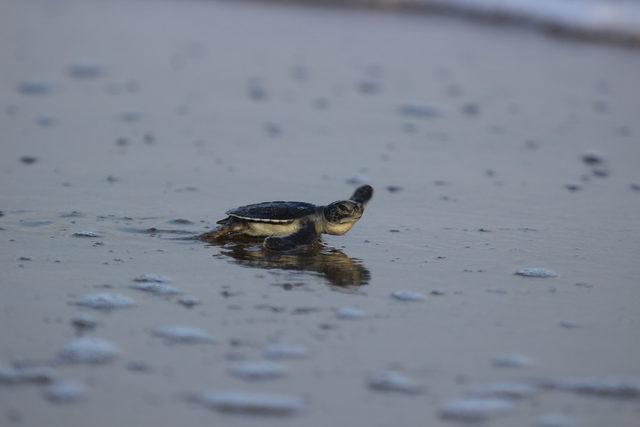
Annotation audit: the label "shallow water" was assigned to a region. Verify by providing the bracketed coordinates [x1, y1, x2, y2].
[1, 0, 640, 426]
[216, 242, 371, 288]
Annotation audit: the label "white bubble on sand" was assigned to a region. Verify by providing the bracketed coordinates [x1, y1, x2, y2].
[492, 354, 534, 368]
[133, 273, 171, 283]
[368, 370, 424, 394]
[198, 390, 303, 415]
[263, 344, 308, 360]
[440, 398, 513, 422]
[336, 307, 366, 320]
[515, 267, 557, 278]
[0, 365, 57, 384]
[536, 413, 578, 427]
[391, 290, 426, 301]
[153, 326, 214, 344]
[76, 293, 136, 310]
[59, 337, 119, 364]
[130, 282, 180, 296]
[229, 362, 287, 380]
[44, 381, 86, 403]
[466, 382, 538, 400]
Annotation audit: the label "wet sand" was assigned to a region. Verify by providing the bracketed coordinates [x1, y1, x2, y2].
[1, 0, 640, 426]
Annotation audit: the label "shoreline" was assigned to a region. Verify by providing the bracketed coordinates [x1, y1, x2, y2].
[253, 0, 640, 47]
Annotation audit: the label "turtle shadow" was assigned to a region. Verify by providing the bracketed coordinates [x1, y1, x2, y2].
[209, 241, 371, 289]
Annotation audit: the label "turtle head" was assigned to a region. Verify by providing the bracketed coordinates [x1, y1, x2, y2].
[349, 185, 373, 205]
[322, 200, 364, 235]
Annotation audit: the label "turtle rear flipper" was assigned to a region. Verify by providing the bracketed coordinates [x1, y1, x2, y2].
[350, 185, 373, 205]
[264, 220, 318, 251]
[216, 217, 235, 225]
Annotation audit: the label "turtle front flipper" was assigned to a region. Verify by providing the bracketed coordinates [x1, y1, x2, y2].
[199, 217, 247, 242]
[349, 185, 373, 205]
[264, 220, 318, 251]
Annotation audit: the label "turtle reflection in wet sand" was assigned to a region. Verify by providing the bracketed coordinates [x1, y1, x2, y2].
[199, 185, 373, 251]
[218, 244, 370, 288]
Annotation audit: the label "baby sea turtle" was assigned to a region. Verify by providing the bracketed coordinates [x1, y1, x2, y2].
[200, 185, 373, 251]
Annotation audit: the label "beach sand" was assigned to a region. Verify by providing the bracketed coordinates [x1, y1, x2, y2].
[1, 0, 640, 426]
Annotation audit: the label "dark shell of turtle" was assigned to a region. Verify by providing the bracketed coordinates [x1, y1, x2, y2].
[226, 201, 317, 222]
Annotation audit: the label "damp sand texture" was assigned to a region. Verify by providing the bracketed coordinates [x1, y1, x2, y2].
[1, 0, 640, 427]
